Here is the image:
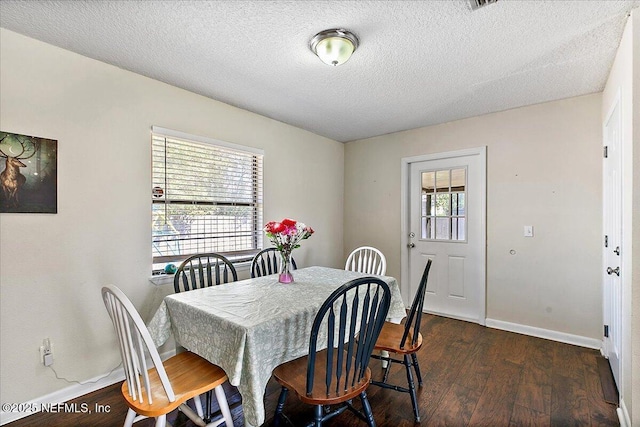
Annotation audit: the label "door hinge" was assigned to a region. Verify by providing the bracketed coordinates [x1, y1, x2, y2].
[605, 235, 608, 247]
[604, 146, 608, 158]
[604, 324, 609, 338]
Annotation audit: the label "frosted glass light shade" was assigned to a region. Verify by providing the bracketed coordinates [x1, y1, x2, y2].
[310, 29, 359, 66]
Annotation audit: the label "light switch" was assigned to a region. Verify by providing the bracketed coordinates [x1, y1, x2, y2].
[524, 225, 534, 237]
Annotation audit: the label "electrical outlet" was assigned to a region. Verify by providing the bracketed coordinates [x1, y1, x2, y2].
[40, 338, 54, 366]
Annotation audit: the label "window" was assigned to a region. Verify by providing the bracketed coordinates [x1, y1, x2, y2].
[420, 168, 466, 241]
[151, 127, 263, 271]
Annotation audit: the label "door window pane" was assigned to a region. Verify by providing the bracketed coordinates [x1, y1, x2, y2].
[451, 168, 466, 191]
[422, 171, 435, 192]
[436, 194, 451, 216]
[457, 218, 466, 240]
[435, 217, 450, 240]
[436, 170, 450, 193]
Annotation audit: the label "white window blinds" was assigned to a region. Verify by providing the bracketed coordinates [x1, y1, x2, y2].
[151, 127, 263, 265]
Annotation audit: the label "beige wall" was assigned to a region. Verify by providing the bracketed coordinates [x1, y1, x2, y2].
[0, 29, 344, 405]
[345, 94, 603, 340]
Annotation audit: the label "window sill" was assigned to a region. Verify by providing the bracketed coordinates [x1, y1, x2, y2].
[149, 274, 174, 287]
[148, 261, 252, 287]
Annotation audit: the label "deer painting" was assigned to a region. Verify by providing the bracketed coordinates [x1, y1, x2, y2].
[0, 134, 36, 208]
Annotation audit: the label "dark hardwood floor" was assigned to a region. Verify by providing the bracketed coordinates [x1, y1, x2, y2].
[7, 314, 618, 426]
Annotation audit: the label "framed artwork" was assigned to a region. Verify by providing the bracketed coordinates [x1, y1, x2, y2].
[0, 131, 57, 213]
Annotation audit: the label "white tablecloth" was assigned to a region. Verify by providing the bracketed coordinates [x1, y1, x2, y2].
[147, 266, 406, 427]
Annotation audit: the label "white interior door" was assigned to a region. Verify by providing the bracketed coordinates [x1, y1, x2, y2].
[402, 148, 486, 324]
[603, 95, 622, 390]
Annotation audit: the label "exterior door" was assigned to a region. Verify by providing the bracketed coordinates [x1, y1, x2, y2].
[402, 147, 486, 324]
[603, 95, 622, 390]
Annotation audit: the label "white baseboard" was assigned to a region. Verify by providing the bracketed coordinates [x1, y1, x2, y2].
[0, 368, 125, 425]
[617, 397, 630, 427]
[426, 309, 485, 326]
[0, 349, 176, 425]
[485, 318, 602, 349]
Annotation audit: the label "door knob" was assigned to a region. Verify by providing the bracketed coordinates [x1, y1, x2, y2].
[607, 266, 620, 276]
[407, 243, 415, 248]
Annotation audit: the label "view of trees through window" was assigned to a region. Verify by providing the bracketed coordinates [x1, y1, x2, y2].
[421, 168, 466, 240]
[152, 132, 263, 267]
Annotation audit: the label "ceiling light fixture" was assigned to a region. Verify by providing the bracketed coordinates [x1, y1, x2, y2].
[310, 28, 359, 66]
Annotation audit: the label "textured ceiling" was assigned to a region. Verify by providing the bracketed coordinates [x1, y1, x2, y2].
[1, 0, 638, 142]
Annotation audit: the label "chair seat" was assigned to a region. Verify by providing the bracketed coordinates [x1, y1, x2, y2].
[121, 351, 228, 417]
[373, 322, 422, 354]
[273, 349, 372, 406]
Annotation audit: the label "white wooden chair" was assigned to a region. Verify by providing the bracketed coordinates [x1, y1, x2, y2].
[101, 284, 233, 427]
[345, 246, 387, 275]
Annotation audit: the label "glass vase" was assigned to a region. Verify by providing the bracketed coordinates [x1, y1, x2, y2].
[279, 252, 294, 284]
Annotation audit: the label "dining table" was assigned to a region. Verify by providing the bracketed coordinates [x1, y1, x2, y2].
[147, 266, 407, 427]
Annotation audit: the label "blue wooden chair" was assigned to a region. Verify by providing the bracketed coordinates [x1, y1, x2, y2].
[369, 259, 432, 422]
[250, 247, 298, 278]
[173, 252, 237, 293]
[272, 276, 392, 427]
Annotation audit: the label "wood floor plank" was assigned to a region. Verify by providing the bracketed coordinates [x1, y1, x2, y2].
[550, 374, 590, 426]
[425, 383, 481, 427]
[510, 403, 551, 427]
[553, 342, 585, 381]
[467, 359, 522, 427]
[514, 336, 554, 416]
[520, 336, 555, 386]
[501, 331, 531, 366]
[514, 381, 551, 414]
[583, 352, 619, 426]
[595, 355, 619, 404]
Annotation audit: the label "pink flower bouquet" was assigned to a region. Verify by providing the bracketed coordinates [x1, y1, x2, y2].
[264, 218, 314, 283]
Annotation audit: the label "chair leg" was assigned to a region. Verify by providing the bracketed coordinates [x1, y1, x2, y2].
[411, 353, 423, 386]
[214, 384, 234, 427]
[124, 408, 137, 427]
[404, 354, 420, 422]
[360, 391, 376, 427]
[313, 405, 323, 427]
[205, 390, 213, 422]
[154, 414, 167, 427]
[274, 387, 288, 426]
[382, 359, 392, 383]
[193, 394, 205, 418]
